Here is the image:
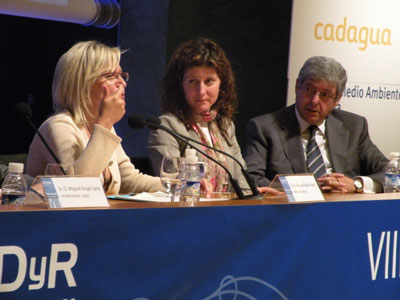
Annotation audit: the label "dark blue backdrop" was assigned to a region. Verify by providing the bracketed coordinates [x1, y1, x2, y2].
[117, 0, 169, 158]
[0, 1, 292, 160]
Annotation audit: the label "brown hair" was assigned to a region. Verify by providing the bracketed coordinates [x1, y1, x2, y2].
[161, 37, 237, 140]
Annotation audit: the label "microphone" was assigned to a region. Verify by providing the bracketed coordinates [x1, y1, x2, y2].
[146, 116, 261, 198]
[15, 102, 66, 175]
[128, 114, 161, 130]
[129, 114, 261, 199]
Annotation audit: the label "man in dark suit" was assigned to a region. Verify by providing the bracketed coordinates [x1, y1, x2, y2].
[244, 56, 388, 193]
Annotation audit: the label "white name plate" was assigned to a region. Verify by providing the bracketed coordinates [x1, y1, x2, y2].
[41, 177, 109, 208]
[278, 174, 325, 202]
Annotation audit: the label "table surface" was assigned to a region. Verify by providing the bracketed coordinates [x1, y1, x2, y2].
[1, 191, 399, 212]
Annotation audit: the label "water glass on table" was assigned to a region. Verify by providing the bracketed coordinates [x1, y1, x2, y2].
[160, 156, 187, 202]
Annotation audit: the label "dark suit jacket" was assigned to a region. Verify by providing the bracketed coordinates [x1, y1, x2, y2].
[244, 105, 388, 188]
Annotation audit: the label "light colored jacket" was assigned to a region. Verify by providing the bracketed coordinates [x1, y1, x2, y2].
[27, 111, 163, 195]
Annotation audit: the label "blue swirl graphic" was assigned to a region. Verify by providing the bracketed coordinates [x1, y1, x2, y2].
[202, 275, 291, 300]
[132, 275, 290, 300]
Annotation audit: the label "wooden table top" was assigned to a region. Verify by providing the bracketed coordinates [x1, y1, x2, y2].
[1, 192, 400, 212]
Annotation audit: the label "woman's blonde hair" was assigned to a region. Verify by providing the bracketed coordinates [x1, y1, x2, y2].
[52, 40, 121, 126]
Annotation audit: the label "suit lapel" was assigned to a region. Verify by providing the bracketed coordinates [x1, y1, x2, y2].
[275, 106, 307, 173]
[326, 112, 349, 173]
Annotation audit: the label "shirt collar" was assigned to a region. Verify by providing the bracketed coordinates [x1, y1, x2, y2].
[295, 106, 326, 135]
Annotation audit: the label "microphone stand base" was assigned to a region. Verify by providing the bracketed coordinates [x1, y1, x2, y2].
[239, 193, 264, 200]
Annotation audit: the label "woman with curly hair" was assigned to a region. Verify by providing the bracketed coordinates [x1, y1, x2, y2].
[148, 37, 249, 193]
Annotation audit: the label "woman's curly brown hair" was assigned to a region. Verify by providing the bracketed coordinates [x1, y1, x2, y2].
[161, 37, 238, 141]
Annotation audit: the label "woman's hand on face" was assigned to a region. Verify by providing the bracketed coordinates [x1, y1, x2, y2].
[97, 84, 126, 130]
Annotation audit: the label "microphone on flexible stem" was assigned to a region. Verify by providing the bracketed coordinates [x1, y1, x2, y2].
[147, 116, 261, 197]
[128, 114, 262, 199]
[14, 102, 66, 175]
[145, 116, 262, 199]
[128, 114, 245, 199]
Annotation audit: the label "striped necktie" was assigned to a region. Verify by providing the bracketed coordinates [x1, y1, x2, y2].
[306, 125, 327, 179]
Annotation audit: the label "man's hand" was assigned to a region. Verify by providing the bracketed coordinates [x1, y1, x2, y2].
[317, 173, 356, 193]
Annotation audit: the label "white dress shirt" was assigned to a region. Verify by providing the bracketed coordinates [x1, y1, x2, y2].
[295, 107, 378, 193]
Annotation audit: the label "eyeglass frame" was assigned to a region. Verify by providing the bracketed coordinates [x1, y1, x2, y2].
[300, 83, 337, 102]
[101, 71, 129, 83]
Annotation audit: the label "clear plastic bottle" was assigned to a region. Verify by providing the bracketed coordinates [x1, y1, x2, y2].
[384, 152, 400, 193]
[181, 149, 201, 202]
[1, 162, 27, 205]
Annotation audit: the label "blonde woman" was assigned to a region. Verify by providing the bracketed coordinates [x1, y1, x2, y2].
[27, 41, 163, 195]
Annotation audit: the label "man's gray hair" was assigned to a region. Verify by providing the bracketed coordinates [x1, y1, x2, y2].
[297, 56, 347, 97]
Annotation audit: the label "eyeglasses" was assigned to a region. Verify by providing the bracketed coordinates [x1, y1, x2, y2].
[301, 84, 336, 102]
[102, 71, 129, 83]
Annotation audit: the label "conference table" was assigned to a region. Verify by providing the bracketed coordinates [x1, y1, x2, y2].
[1, 192, 400, 299]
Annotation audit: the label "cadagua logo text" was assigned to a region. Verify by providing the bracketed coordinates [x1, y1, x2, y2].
[314, 17, 392, 51]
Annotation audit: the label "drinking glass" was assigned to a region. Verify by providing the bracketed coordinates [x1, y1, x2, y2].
[45, 163, 75, 176]
[160, 156, 186, 202]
